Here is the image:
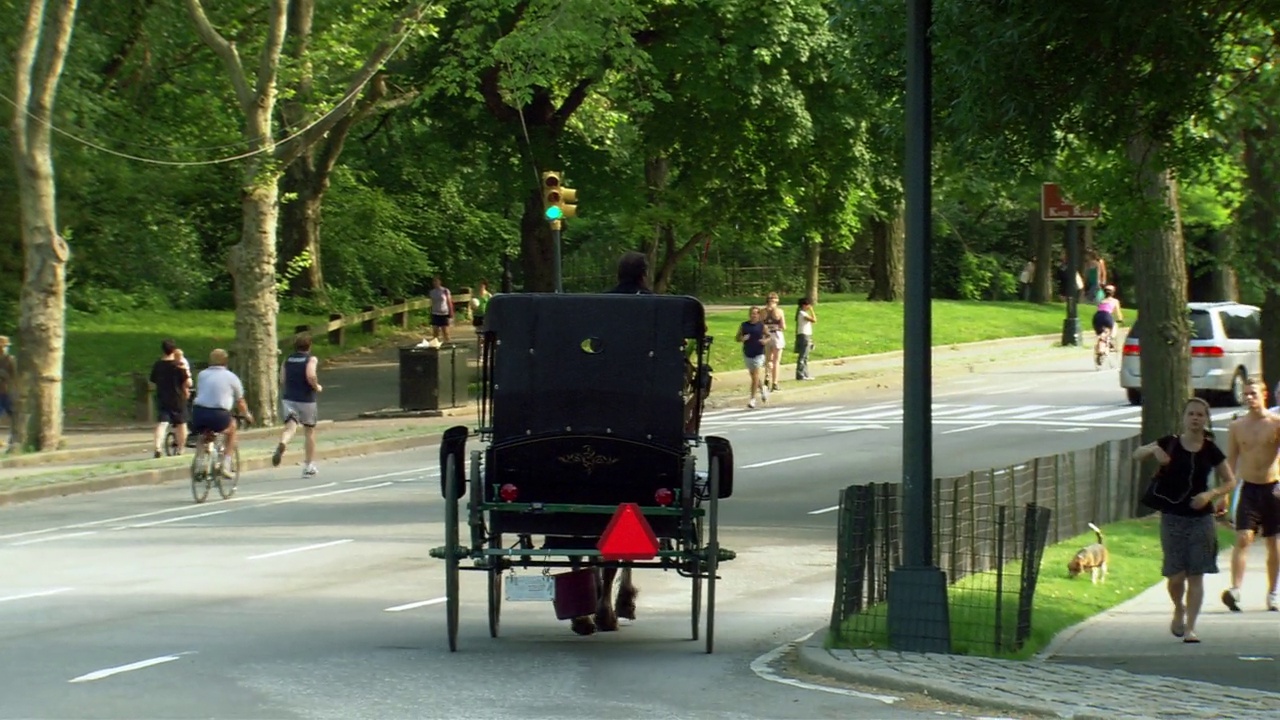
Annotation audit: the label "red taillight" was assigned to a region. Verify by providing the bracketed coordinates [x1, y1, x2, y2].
[499, 483, 519, 502]
[1123, 342, 1140, 356]
[654, 488, 674, 506]
[1191, 346, 1224, 358]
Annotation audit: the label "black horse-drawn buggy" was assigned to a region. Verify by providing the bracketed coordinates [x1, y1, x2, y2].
[431, 292, 736, 653]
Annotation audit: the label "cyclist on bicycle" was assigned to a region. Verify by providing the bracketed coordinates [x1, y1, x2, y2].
[190, 349, 253, 475]
[1092, 284, 1124, 350]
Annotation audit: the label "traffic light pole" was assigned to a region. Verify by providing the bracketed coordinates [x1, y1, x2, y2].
[886, 0, 950, 655]
[551, 220, 563, 293]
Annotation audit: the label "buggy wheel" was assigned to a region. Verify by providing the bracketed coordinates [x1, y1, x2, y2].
[190, 452, 211, 504]
[444, 452, 461, 652]
[488, 565, 502, 638]
[164, 430, 179, 457]
[218, 446, 240, 499]
[705, 460, 722, 654]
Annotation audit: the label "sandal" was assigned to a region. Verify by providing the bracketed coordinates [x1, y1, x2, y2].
[1170, 609, 1185, 638]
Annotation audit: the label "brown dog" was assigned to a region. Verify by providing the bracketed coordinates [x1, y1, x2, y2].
[1067, 522, 1108, 584]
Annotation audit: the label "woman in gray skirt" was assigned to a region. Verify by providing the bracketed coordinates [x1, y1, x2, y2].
[1132, 397, 1237, 643]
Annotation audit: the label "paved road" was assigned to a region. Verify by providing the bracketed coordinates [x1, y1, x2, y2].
[0, 355, 1222, 719]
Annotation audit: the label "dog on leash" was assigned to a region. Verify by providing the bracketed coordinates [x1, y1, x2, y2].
[1067, 523, 1108, 584]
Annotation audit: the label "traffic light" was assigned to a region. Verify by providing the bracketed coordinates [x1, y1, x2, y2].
[541, 171, 578, 222]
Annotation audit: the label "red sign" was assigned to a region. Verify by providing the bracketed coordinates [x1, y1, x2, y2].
[597, 503, 660, 561]
[1041, 183, 1100, 221]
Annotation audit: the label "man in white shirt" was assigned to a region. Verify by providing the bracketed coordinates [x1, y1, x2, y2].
[191, 349, 254, 474]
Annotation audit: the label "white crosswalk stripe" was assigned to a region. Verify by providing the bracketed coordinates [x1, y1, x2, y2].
[700, 401, 1241, 431]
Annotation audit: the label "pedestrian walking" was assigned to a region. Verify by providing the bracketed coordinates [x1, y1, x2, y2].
[794, 298, 816, 381]
[149, 339, 191, 458]
[272, 332, 323, 477]
[0, 335, 15, 451]
[429, 276, 454, 343]
[1221, 378, 1280, 613]
[1133, 397, 1237, 643]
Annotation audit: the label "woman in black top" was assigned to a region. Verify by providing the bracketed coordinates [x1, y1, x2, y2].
[1132, 397, 1237, 643]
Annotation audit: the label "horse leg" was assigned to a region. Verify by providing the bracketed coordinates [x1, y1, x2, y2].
[566, 553, 597, 636]
[594, 565, 619, 631]
[616, 567, 639, 621]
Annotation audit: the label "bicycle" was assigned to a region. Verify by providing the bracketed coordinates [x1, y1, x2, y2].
[1093, 328, 1117, 370]
[190, 415, 247, 503]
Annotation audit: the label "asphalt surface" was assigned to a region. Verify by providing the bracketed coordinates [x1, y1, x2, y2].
[0, 353, 1250, 719]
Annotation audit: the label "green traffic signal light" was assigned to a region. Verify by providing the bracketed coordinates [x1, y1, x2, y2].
[544, 205, 564, 221]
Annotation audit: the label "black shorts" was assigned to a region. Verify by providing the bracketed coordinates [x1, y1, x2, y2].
[431, 314, 451, 328]
[191, 405, 232, 435]
[472, 314, 485, 328]
[157, 405, 187, 425]
[1235, 481, 1280, 537]
[1091, 311, 1115, 335]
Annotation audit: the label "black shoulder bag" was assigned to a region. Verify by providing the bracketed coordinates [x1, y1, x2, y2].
[1140, 436, 1191, 512]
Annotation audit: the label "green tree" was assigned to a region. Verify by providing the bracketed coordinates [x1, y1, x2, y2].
[10, 0, 80, 452]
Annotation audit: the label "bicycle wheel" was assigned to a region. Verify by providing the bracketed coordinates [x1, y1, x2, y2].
[217, 445, 239, 499]
[191, 450, 211, 504]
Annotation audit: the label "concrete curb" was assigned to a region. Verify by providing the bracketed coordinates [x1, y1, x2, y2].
[0, 432, 440, 507]
[0, 420, 340, 470]
[792, 633, 1101, 720]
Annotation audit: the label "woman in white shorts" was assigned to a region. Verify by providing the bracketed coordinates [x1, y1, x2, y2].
[762, 292, 786, 391]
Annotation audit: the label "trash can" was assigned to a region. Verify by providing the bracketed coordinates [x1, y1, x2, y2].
[399, 344, 470, 411]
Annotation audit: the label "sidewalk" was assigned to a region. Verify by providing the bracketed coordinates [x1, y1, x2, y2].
[796, 543, 1280, 719]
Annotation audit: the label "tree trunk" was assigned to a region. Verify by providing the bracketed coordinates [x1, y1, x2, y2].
[1241, 115, 1280, 395]
[231, 166, 282, 424]
[1205, 230, 1238, 302]
[521, 189, 556, 292]
[1128, 136, 1191, 444]
[1031, 210, 1053, 303]
[804, 235, 821, 302]
[11, 0, 80, 452]
[280, 156, 327, 300]
[867, 204, 905, 301]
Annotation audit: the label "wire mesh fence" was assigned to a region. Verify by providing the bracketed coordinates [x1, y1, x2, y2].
[829, 433, 1145, 656]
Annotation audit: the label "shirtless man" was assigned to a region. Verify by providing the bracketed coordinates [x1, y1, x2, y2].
[1223, 378, 1280, 612]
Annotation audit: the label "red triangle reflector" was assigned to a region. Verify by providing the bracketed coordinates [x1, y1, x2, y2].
[597, 503, 660, 561]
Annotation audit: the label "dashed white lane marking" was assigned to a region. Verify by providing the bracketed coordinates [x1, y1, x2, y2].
[0, 587, 73, 603]
[68, 652, 195, 683]
[941, 422, 998, 435]
[741, 453, 823, 469]
[750, 632, 901, 704]
[807, 506, 839, 516]
[120, 509, 228, 530]
[9, 531, 98, 546]
[384, 597, 447, 612]
[246, 539, 353, 561]
[0, 467, 425, 543]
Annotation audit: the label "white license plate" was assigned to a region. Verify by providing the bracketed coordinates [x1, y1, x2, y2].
[505, 574, 555, 602]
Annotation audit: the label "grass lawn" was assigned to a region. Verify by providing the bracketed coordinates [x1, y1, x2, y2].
[702, 296, 1114, 376]
[62, 308, 430, 424]
[828, 515, 1234, 660]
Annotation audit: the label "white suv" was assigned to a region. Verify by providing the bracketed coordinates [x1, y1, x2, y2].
[1120, 301, 1262, 406]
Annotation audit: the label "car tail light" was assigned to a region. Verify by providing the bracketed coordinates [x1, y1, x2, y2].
[654, 488, 674, 506]
[499, 483, 519, 502]
[1191, 346, 1224, 358]
[1123, 341, 1140, 356]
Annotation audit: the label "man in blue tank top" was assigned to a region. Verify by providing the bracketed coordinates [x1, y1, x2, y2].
[272, 332, 323, 476]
